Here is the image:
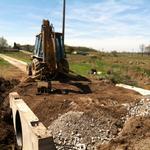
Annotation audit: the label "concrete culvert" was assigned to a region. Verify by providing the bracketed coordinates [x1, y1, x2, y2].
[15, 111, 23, 148]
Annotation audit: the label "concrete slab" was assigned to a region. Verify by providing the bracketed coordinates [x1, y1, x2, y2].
[9, 92, 56, 150]
[116, 84, 150, 96]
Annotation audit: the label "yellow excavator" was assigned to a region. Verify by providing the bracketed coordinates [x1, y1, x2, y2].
[26, 0, 71, 93]
[27, 0, 88, 93]
[27, 19, 69, 81]
[27, 0, 69, 80]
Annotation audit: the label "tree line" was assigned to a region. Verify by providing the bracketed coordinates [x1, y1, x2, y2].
[0, 37, 34, 51]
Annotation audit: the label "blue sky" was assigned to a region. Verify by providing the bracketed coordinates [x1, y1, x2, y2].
[0, 0, 150, 51]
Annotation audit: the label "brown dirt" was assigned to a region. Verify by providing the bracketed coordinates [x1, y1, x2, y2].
[98, 116, 150, 150]
[2, 75, 150, 149]
[0, 77, 20, 149]
[12, 78, 149, 149]
[0, 65, 25, 80]
[14, 79, 141, 127]
[0, 77, 19, 104]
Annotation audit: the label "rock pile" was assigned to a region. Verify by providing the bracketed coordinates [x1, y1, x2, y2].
[48, 97, 150, 150]
[48, 110, 123, 150]
[128, 98, 150, 117]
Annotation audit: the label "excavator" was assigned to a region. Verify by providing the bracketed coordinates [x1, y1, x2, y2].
[26, 0, 89, 93]
[27, 19, 69, 81]
[26, 0, 70, 93]
[26, 19, 70, 93]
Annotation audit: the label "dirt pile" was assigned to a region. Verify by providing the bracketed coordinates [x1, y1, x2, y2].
[98, 97, 150, 150]
[0, 77, 19, 104]
[13, 79, 144, 149]
[0, 77, 19, 149]
[48, 108, 126, 150]
[98, 116, 150, 150]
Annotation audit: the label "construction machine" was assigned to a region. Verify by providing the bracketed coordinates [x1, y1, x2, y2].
[27, 0, 88, 93]
[27, 19, 69, 81]
[27, 0, 69, 83]
[26, 19, 70, 93]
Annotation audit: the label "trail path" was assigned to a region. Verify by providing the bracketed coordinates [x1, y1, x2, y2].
[0, 54, 27, 72]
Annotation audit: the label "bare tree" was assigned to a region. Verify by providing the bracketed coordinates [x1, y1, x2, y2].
[0, 37, 8, 50]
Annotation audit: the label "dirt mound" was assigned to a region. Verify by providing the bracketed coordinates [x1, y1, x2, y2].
[0, 77, 19, 104]
[12, 79, 143, 149]
[13, 80, 141, 125]
[98, 98, 150, 150]
[0, 77, 19, 149]
[98, 116, 150, 150]
[0, 122, 14, 150]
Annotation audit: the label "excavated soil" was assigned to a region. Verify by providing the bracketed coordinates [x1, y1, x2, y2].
[98, 116, 150, 150]
[2, 76, 150, 149]
[12, 78, 149, 150]
[0, 77, 20, 150]
[14, 79, 141, 126]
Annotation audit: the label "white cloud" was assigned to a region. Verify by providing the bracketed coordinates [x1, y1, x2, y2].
[66, 36, 150, 52]
[1, 0, 150, 51]
[64, 0, 150, 51]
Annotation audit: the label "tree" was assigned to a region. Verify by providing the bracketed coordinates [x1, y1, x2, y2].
[13, 42, 20, 50]
[0, 37, 8, 50]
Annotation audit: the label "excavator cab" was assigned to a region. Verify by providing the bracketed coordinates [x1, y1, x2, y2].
[33, 32, 65, 62]
[28, 20, 69, 80]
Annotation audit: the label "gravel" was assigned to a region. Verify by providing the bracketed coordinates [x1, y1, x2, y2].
[128, 98, 150, 117]
[48, 111, 117, 150]
[48, 97, 150, 150]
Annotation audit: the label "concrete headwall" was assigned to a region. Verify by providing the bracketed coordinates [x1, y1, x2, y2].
[9, 92, 56, 150]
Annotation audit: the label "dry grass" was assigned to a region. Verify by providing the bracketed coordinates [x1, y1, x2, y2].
[0, 58, 25, 80]
[68, 52, 150, 89]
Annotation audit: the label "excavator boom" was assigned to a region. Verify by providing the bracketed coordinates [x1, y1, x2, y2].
[27, 20, 69, 81]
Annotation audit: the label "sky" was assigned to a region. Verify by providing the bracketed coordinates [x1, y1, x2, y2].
[0, 0, 150, 52]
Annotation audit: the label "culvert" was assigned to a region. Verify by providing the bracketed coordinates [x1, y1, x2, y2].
[9, 92, 56, 150]
[15, 111, 23, 148]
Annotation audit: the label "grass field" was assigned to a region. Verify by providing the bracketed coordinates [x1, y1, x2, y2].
[0, 57, 25, 79]
[0, 51, 31, 63]
[0, 50, 149, 89]
[68, 52, 150, 89]
[0, 57, 11, 67]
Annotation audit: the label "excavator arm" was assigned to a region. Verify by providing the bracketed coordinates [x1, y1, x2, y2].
[42, 20, 57, 73]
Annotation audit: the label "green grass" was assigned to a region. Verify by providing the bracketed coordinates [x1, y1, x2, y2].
[0, 50, 149, 88]
[133, 66, 150, 77]
[70, 62, 91, 76]
[68, 53, 150, 87]
[0, 51, 31, 63]
[0, 57, 11, 67]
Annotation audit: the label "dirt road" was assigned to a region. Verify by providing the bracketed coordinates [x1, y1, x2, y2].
[0, 54, 27, 73]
